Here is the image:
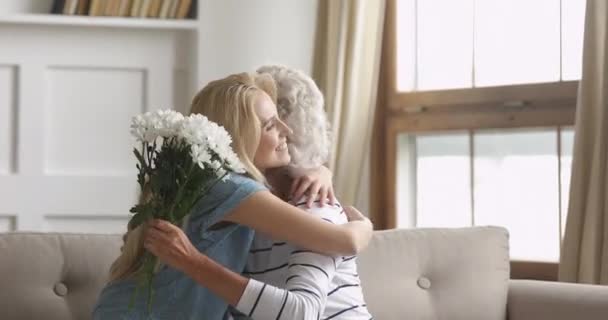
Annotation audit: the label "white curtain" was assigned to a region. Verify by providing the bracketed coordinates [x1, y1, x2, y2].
[559, 0, 608, 284]
[313, 0, 385, 212]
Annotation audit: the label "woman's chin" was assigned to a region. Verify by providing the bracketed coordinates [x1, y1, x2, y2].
[276, 153, 291, 166]
[278, 157, 291, 167]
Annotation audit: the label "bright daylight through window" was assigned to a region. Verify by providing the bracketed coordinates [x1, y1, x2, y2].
[393, 0, 585, 262]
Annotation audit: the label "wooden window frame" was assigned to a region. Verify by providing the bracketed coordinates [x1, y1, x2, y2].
[371, 0, 577, 281]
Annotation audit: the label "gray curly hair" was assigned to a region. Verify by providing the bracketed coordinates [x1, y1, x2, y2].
[256, 65, 332, 174]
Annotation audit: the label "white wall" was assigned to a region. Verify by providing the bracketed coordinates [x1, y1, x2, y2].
[0, 25, 195, 233]
[197, 0, 319, 86]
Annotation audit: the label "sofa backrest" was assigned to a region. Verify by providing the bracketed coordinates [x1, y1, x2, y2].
[0, 232, 122, 320]
[0, 227, 510, 320]
[356, 226, 510, 320]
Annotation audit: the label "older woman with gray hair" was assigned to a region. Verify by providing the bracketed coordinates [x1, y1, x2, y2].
[253, 64, 336, 208]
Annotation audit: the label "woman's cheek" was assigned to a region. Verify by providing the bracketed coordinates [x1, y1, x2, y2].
[259, 134, 277, 159]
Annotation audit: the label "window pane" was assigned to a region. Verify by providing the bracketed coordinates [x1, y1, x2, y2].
[475, 0, 561, 87]
[396, 0, 416, 92]
[560, 127, 575, 236]
[396, 133, 416, 228]
[562, 0, 586, 80]
[417, 0, 474, 90]
[416, 132, 472, 228]
[474, 129, 560, 262]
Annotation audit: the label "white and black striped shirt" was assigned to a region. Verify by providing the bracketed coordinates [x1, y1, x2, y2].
[233, 199, 373, 320]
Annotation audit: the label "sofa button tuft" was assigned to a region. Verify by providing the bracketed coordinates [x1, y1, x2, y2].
[54, 283, 68, 297]
[417, 277, 431, 290]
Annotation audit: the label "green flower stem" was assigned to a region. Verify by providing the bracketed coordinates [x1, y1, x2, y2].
[168, 161, 196, 223]
[127, 251, 159, 314]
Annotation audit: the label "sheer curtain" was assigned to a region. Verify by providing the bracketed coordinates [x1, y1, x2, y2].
[312, 0, 385, 212]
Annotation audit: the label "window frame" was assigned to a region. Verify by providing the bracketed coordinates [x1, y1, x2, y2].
[371, 0, 578, 279]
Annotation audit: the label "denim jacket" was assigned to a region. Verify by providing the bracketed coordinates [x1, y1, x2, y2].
[92, 174, 267, 320]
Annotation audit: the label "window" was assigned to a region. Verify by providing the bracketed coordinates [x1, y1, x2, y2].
[372, 0, 585, 264]
[396, 0, 585, 91]
[396, 127, 574, 262]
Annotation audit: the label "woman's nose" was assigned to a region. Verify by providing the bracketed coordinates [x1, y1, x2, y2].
[279, 120, 293, 136]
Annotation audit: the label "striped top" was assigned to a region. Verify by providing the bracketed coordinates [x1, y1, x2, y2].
[233, 199, 373, 320]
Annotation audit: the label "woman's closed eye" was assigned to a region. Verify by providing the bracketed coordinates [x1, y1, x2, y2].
[265, 122, 276, 131]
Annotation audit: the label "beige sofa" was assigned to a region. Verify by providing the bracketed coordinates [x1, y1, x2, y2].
[1, 227, 607, 320]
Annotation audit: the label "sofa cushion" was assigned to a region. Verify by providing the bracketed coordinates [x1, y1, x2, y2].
[0, 228, 510, 320]
[357, 226, 510, 320]
[0, 233, 122, 320]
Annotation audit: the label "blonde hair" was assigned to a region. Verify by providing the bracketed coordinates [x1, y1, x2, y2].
[108, 72, 276, 282]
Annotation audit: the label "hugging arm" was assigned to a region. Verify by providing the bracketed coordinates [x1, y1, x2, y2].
[234, 203, 349, 320]
[234, 249, 337, 320]
[224, 191, 372, 256]
[145, 219, 339, 320]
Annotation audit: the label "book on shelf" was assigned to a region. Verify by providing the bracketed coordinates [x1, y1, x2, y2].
[168, 0, 179, 19]
[159, 0, 172, 19]
[118, 0, 133, 16]
[130, 0, 142, 17]
[104, 0, 116, 16]
[138, 0, 151, 18]
[51, 0, 66, 14]
[50, 0, 196, 19]
[187, 0, 196, 19]
[61, 0, 71, 14]
[114, 0, 125, 16]
[88, 0, 101, 16]
[77, 0, 90, 15]
[62, 0, 78, 15]
[176, 0, 192, 19]
[148, 0, 163, 18]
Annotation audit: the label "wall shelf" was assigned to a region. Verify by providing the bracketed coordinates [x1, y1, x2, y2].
[0, 14, 198, 30]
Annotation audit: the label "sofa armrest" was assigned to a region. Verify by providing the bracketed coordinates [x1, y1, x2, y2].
[507, 280, 608, 320]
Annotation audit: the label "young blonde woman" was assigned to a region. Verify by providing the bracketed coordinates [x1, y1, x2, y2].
[92, 72, 373, 320]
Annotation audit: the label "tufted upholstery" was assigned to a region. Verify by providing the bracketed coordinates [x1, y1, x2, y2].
[1, 228, 608, 320]
[0, 233, 121, 320]
[357, 226, 510, 320]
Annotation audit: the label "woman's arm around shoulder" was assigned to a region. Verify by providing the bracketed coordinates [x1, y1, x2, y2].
[224, 190, 373, 256]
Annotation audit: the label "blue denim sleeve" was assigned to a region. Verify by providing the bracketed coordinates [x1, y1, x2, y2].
[187, 173, 268, 233]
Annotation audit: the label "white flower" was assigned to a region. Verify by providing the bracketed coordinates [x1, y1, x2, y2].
[190, 144, 212, 170]
[130, 114, 148, 142]
[131, 110, 245, 174]
[225, 153, 245, 173]
[181, 114, 211, 147]
[158, 110, 185, 137]
[130, 109, 185, 143]
[181, 114, 245, 174]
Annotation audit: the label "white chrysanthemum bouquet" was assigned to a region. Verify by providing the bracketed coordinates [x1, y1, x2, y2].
[128, 110, 244, 310]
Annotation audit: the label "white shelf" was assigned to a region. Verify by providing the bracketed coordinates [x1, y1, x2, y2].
[0, 14, 198, 30]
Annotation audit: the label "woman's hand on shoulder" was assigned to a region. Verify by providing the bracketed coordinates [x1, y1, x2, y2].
[343, 206, 370, 224]
[342, 206, 374, 253]
[290, 165, 336, 208]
